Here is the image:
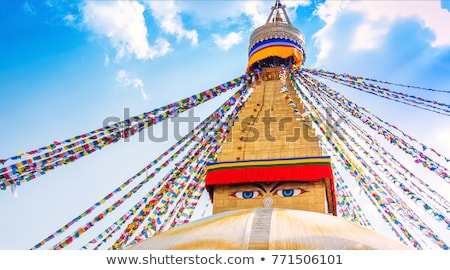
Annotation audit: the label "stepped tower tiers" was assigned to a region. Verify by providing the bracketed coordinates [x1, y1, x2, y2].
[205, 0, 334, 216]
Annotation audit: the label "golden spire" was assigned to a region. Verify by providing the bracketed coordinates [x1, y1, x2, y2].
[266, 0, 292, 24]
[246, 0, 306, 71]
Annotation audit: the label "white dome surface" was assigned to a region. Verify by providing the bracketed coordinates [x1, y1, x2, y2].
[126, 208, 411, 250]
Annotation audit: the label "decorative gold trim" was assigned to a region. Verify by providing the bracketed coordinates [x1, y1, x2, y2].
[249, 22, 306, 56]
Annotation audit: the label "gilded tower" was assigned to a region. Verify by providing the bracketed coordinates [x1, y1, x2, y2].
[127, 1, 411, 250]
[205, 0, 335, 215]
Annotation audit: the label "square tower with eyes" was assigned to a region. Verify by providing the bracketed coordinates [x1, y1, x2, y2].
[205, 157, 336, 215]
[209, 180, 333, 214]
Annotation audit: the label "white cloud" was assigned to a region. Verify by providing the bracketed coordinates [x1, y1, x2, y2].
[81, 1, 172, 61]
[242, 1, 270, 28]
[348, 1, 450, 48]
[434, 126, 450, 158]
[281, 0, 311, 22]
[213, 31, 243, 51]
[174, 1, 263, 28]
[312, 0, 357, 66]
[168, 1, 309, 34]
[104, 54, 110, 67]
[145, 1, 198, 45]
[63, 14, 76, 25]
[243, 0, 310, 29]
[313, 0, 450, 66]
[22, 1, 36, 15]
[242, 0, 310, 28]
[351, 22, 389, 51]
[116, 70, 149, 101]
[134, 0, 309, 52]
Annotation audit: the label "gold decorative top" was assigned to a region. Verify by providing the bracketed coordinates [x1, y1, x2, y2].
[248, 22, 306, 52]
[248, 0, 306, 61]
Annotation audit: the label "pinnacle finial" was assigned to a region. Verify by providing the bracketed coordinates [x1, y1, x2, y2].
[275, 0, 282, 8]
[266, 0, 291, 25]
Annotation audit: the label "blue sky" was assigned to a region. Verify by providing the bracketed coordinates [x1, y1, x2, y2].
[1, 0, 450, 250]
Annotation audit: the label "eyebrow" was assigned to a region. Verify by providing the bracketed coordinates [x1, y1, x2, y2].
[269, 181, 307, 193]
[270, 182, 286, 193]
[229, 183, 267, 193]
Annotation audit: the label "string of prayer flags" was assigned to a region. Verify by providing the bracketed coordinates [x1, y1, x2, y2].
[20, 64, 450, 250]
[299, 69, 450, 184]
[128, 82, 252, 248]
[290, 66, 449, 250]
[303, 68, 450, 94]
[1, 72, 256, 192]
[29, 73, 256, 250]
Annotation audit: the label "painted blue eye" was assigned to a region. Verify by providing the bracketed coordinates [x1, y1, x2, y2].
[281, 189, 294, 197]
[232, 191, 261, 199]
[275, 188, 304, 197]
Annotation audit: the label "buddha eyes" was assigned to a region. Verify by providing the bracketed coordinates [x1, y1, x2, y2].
[274, 188, 305, 197]
[231, 188, 305, 199]
[232, 191, 262, 199]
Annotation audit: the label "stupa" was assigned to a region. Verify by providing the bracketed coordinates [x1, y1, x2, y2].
[127, 1, 411, 250]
